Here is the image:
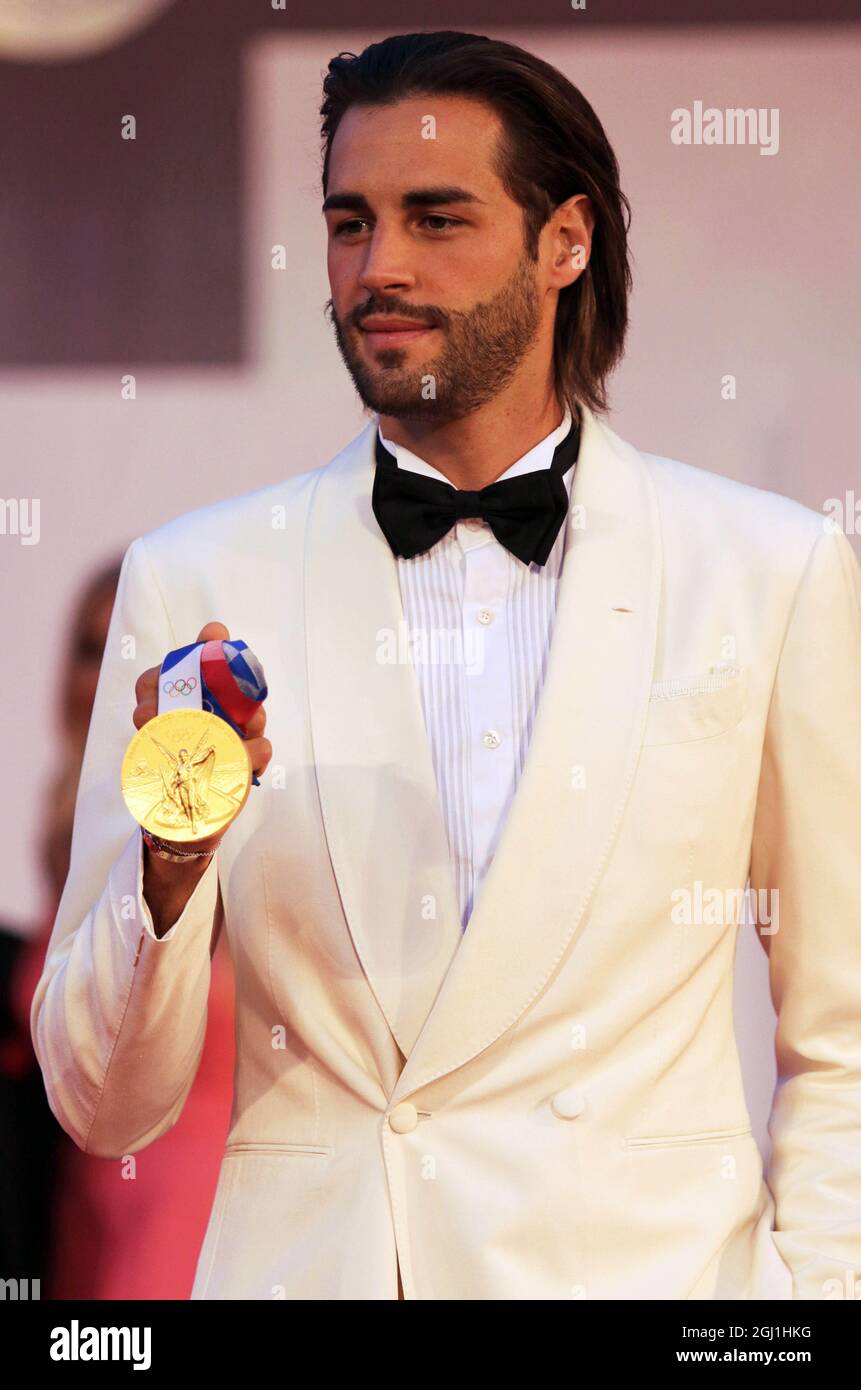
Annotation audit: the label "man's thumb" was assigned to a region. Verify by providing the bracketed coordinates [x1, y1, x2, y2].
[196, 621, 231, 643]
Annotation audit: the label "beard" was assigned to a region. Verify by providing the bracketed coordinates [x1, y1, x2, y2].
[325, 248, 543, 423]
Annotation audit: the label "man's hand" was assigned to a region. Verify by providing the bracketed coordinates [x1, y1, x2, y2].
[133, 620, 272, 784]
[135, 622, 271, 932]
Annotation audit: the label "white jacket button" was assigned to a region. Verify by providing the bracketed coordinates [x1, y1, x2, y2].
[551, 1088, 586, 1120]
[388, 1102, 419, 1134]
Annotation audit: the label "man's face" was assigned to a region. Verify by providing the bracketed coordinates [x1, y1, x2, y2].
[323, 95, 549, 422]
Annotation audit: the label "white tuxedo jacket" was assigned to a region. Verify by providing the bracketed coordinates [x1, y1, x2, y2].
[31, 406, 861, 1300]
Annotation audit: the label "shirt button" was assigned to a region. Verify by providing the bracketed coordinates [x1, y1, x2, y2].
[477, 607, 494, 625]
[482, 729, 502, 750]
[388, 1102, 419, 1134]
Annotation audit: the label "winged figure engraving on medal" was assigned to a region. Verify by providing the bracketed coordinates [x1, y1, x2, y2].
[148, 732, 217, 834]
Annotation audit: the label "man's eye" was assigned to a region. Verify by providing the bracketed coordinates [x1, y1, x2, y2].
[333, 218, 369, 237]
[332, 215, 461, 237]
[419, 215, 460, 233]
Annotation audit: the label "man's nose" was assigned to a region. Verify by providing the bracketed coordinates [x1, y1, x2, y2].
[357, 227, 418, 297]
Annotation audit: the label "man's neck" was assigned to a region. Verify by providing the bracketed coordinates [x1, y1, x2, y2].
[377, 391, 568, 492]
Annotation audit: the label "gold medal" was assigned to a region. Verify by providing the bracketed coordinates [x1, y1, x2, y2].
[121, 707, 252, 842]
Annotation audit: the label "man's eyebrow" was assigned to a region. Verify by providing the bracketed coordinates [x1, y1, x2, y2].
[322, 186, 485, 214]
[402, 186, 485, 209]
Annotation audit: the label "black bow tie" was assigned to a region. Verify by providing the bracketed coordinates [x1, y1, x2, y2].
[372, 413, 581, 568]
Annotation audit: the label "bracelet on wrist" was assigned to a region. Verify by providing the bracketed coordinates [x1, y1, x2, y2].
[141, 827, 222, 863]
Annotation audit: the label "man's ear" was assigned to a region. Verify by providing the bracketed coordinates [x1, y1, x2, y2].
[547, 193, 595, 289]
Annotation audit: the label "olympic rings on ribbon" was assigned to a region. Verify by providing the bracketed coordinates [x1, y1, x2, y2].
[163, 676, 199, 696]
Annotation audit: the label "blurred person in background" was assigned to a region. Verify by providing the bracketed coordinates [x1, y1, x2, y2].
[6, 557, 236, 1299]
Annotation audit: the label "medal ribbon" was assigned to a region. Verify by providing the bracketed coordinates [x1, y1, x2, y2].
[158, 639, 268, 785]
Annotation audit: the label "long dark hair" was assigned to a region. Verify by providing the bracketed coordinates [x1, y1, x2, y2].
[320, 30, 632, 416]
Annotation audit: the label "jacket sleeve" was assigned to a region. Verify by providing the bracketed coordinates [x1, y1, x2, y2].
[749, 523, 861, 1300]
[30, 535, 223, 1158]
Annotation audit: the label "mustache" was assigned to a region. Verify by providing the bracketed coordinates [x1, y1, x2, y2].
[324, 298, 447, 332]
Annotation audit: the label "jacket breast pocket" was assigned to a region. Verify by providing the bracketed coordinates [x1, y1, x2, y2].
[642, 666, 748, 747]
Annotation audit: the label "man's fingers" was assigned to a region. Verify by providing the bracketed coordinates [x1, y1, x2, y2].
[132, 700, 157, 730]
[134, 666, 160, 702]
[244, 705, 267, 738]
[246, 736, 272, 778]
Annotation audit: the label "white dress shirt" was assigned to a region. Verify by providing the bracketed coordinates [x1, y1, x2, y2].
[377, 408, 575, 930]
